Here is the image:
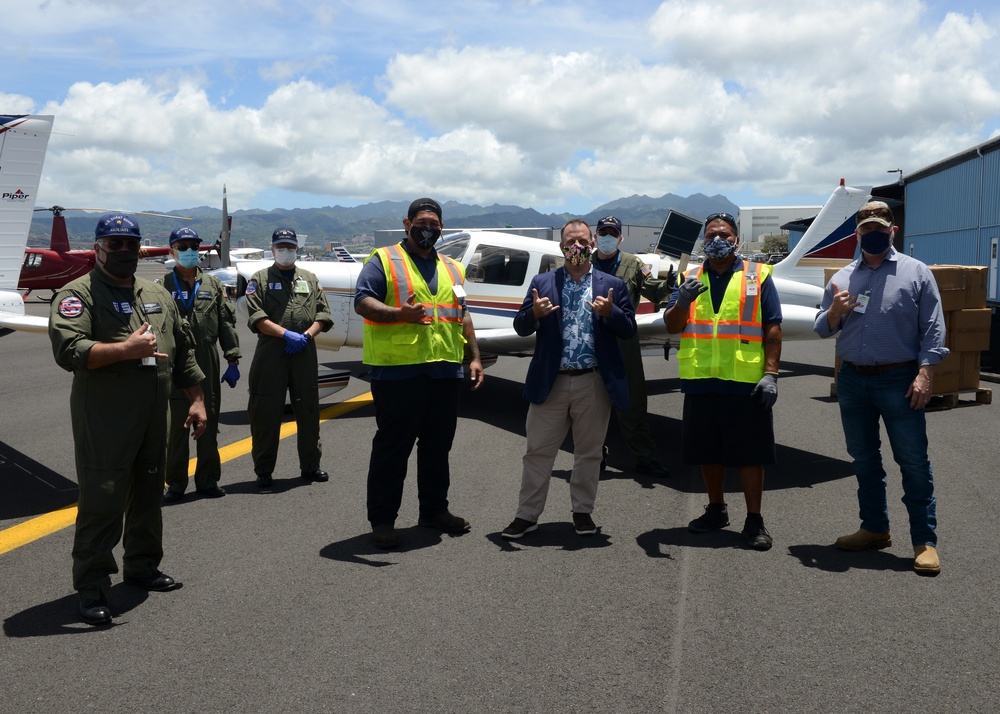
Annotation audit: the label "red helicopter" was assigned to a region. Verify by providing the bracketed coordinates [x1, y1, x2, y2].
[19, 206, 209, 299]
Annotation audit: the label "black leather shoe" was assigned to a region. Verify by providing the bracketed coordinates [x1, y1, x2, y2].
[635, 460, 671, 478]
[372, 526, 400, 549]
[418, 511, 471, 533]
[196, 486, 226, 498]
[162, 489, 185, 503]
[301, 469, 329, 482]
[256, 474, 273, 488]
[79, 596, 112, 626]
[124, 570, 177, 592]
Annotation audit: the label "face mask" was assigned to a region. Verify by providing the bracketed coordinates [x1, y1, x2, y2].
[175, 248, 200, 269]
[411, 225, 442, 250]
[703, 236, 736, 259]
[100, 246, 139, 279]
[596, 234, 619, 255]
[561, 243, 592, 267]
[274, 247, 297, 266]
[860, 229, 892, 255]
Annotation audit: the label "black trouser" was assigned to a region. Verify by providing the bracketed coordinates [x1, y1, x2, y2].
[367, 376, 461, 528]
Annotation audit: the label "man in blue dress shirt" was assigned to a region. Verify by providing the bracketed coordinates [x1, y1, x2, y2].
[814, 200, 948, 575]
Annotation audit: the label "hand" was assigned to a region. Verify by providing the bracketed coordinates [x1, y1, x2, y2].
[184, 403, 208, 440]
[221, 362, 240, 388]
[905, 368, 933, 410]
[468, 359, 485, 391]
[531, 288, 560, 320]
[126, 321, 167, 361]
[587, 287, 613, 318]
[282, 330, 309, 354]
[751, 373, 778, 409]
[675, 276, 708, 308]
[399, 293, 431, 324]
[828, 282, 860, 321]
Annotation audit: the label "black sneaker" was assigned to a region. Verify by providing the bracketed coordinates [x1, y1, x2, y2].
[501, 517, 538, 540]
[573, 512, 598, 536]
[688, 503, 729, 533]
[742, 514, 773, 551]
[256, 474, 273, 488]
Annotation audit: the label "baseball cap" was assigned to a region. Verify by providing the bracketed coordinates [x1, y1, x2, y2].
[408, 197, 442, 221]
[856, 201, 894, 229]
[169, 226, 200, 245]
[95, 213, 141, 239]
[271, 228, 299, 246]
[595, 215, 622, 235]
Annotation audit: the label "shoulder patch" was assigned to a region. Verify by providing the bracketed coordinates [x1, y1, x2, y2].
[246, 279, 257, 295]
[58, 296, 84, 318]
[641, 265, 652, 276]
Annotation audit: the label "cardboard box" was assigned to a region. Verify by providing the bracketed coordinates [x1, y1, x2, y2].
[930, 265, 969, 312]
[948, 308, 993, 353]
[966, 266, 988, 309]
[960, 351, 981, 390]
[934, 371, 960, 394]
[824, 267, 839, 289]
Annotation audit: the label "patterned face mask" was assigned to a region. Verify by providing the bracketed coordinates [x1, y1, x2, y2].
[703, 236, 736, 259]
[561, 243, 592, 266]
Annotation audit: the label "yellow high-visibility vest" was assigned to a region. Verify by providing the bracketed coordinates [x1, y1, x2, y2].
[677, 261, 771, 384]
[362, 244, 467, 366]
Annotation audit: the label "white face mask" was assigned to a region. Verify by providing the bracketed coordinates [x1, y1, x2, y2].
[596, 233, 620, 255]
[274, 246, 297, 266]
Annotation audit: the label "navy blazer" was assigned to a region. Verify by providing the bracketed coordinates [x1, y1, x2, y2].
[513, 267, 636, 410]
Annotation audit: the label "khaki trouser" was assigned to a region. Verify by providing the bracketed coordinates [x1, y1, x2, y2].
[515, 371, 612, 521]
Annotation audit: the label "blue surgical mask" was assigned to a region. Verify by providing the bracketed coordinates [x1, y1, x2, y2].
[860, 229, 892, 255]
[274, 247, 297, 266]
[703, 236, 736, 259]
[176, 248, 200, 269]
[596, 233, 620, 255]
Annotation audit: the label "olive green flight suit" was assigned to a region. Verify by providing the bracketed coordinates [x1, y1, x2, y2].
[160, 269, 241, 493]
[603, 251, 673, 465]
[49, 269, 204, 600]
[245, 264, 333, 477]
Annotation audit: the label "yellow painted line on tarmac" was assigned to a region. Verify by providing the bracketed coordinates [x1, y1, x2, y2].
[0, 392, 374, 557]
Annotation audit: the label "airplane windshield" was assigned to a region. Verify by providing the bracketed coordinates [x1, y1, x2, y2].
[437, 235, 469, 261]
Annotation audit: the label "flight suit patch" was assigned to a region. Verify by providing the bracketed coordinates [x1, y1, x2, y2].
[58, 296, 84, 318]
[112, 301, 135, 314]
[246, 280, 258, 295]
[143, 302, 164, 314]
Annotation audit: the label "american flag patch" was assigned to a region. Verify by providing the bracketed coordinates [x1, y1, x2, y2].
[58, 296, 83, 318]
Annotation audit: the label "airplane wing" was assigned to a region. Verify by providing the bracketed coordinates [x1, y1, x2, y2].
[0, 312, 48, 333]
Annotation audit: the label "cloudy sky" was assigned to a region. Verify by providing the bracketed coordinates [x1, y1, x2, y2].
[4, 0, 1000, 216]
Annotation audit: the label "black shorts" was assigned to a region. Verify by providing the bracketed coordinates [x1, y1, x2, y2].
[680, 392, 776, 466]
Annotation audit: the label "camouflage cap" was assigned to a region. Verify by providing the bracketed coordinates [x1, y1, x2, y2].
[856, 200, 893, 229]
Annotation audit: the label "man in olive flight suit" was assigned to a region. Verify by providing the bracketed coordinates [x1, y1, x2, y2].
[245, 228, 333, 487]
[591, 215, 673, 477]
[160, 227, 242, 502]
[49, 213, 207, 626]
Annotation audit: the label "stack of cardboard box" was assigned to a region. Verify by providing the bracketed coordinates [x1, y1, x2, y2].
[823, 265, 991, 396]
[929, 265, 990, 394]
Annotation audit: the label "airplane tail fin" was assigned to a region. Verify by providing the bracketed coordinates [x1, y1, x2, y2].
[1, 115, 54, 293]
[770, 180, 872, 287]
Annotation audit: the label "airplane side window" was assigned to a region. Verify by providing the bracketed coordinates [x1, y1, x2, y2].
[539, 255, 559, 274]
[437, 237, 469, 261]
[466, 245, 530, 286]
[25, 254, 43, 269]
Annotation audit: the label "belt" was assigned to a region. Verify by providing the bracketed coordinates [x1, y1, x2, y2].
[843, 360, 917, 376]
[558, 367, 597, 376]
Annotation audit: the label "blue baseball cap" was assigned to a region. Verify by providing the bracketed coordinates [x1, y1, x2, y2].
[169, 226, 200, 245]
[95, 213, 141, 239]
[271, 228, 298, 246]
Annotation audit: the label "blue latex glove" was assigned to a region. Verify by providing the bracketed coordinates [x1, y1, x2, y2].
[283, 330, 309, 354]
[675, 276, 709, 308]
[221, 362, 240, 388]
[751, 373, 779, 408]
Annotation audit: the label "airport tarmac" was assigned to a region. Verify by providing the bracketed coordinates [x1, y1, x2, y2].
[2, 264, 998, 713]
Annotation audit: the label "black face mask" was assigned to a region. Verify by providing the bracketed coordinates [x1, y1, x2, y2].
[411, 225, 441, 250]
[99, 246, 140, 279]
[860, 229, 892, 255]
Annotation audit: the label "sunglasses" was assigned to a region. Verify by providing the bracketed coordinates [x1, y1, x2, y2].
[705, 212, 739, 230]
[173, 242, 200, 252]
[596, 229, 620, 238]
[101, 238, 141, 251]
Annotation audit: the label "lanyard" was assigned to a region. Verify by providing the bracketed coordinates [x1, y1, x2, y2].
[175, 278, 202, 314]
